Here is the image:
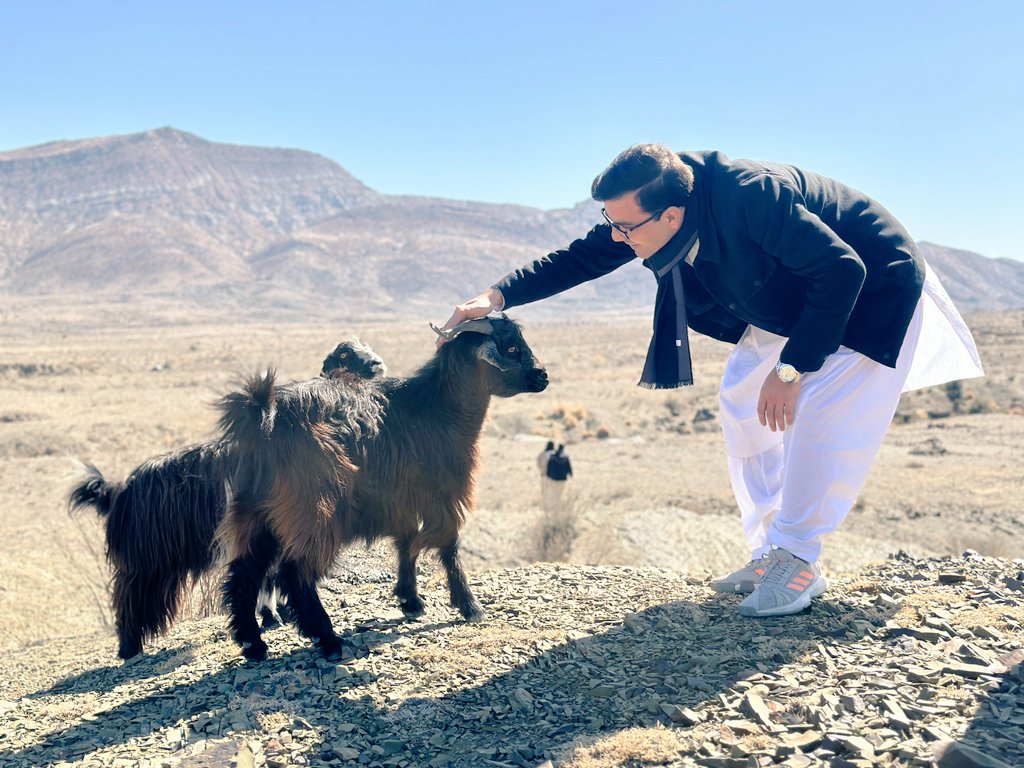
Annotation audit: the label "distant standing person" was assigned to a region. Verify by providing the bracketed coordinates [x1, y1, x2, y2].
[537, 440, 556, 478]
[542, 443, 573, 510]
[440, 143, 983, 617]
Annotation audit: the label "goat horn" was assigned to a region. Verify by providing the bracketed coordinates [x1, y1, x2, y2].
[429, 322, 455, 341]
[430, 317, 497, 342]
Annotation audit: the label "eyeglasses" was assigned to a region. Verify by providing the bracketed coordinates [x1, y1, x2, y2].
[601, 207, 665, 239]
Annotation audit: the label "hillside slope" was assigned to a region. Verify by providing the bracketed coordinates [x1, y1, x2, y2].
[1, 555, 1021, 768]
[2, 128, 1022, 318]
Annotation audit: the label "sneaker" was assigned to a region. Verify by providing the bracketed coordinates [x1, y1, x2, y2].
[738, 548, 828, 617]
[710, 555, 771, 594]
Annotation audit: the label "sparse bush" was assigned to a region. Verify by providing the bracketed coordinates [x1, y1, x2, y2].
[945, 528, 1019, 559]
[529, 487, 580, 563]
[543, 402, 615, 441]
[50, 514, 113, 630]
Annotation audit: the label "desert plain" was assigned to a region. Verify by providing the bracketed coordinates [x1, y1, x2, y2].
[0, 300, 1021, 653]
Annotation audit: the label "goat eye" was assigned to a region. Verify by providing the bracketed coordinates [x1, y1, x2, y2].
[339, 352, 348, 358]
[507, 346, 518, 355]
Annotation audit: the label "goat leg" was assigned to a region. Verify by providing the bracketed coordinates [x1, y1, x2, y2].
[112, 575, 145, 659]
[393, 535, 425, 618]
[223, 527, 279, 661]
[439, 539, 485, 621]
[257, 570, 294, 629]
[277, 560, 348, 661]
[112, 565, 189, 659]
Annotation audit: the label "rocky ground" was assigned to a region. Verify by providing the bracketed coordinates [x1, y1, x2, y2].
[1, 309, 1022, 766]
[1, 551, 1021, 768]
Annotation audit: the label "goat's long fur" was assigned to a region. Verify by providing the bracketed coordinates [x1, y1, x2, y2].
[217, 317, 547, 661]
[69, 442, 229, 658]
[68, 339, 386, 659]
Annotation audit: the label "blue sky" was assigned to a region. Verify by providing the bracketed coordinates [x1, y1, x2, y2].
[2, 1, 1022, 261]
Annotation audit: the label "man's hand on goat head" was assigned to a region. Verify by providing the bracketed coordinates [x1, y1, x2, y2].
[437, 288, 505, 348]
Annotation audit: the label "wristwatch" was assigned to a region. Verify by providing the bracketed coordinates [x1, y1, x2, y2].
[775, 361, 801, 383]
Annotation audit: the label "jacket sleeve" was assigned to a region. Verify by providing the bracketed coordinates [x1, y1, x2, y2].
[494, 225, 637, 309]
[736, 173, 867, 373]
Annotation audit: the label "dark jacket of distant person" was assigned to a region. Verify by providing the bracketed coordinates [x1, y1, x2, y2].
[495, 151, 925, 374]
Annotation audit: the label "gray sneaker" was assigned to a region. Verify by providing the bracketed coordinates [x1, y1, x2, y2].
[710, 555, 771, 594]
[738, 548, 828, 617]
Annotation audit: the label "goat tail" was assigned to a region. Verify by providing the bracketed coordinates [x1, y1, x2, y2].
[218, 368, 278, 446]
[68, 463, 118, 518]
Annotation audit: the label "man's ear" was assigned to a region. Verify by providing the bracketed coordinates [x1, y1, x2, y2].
[663, 205, 685, 231]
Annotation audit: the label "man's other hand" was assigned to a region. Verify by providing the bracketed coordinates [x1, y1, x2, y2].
[757, 371, 800, 431]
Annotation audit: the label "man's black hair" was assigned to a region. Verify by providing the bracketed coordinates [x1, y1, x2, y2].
[591, 143, 694, 213]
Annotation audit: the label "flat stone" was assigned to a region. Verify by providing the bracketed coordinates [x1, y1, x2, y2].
[780, 730, 823, 754]
[663, 704, 702, 725]
[741, 691, 780, 731]
[942, 663, 1000, 679]
[932, 740, 1013, 767]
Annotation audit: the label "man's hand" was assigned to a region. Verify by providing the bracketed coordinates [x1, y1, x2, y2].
[436, 288, 504, 347]
[757, 370, 800, 431]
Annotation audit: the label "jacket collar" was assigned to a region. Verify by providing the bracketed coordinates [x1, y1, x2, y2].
[679, 155, 721, 264]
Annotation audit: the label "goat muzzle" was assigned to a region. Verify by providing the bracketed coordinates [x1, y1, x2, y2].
[527, 367, 549, 392]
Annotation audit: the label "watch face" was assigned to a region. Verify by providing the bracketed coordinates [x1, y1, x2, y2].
[776, 363, 799, 383]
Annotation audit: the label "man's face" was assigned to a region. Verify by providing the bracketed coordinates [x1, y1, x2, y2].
[602, 192, 683, 260]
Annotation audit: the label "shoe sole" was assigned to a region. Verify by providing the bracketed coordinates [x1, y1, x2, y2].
[737, 576, 829, 617]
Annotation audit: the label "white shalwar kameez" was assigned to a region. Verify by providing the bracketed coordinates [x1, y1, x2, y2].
[718, 263, 984, 563]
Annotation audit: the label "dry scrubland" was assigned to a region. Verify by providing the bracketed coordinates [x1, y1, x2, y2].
[0, 303, 1021, 653]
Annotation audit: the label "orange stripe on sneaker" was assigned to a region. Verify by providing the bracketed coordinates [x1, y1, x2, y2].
[791, 575, 810, 586]
[786, 581, 807, 591]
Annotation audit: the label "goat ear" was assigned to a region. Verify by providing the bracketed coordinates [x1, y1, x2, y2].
[475, 339, 512, 371]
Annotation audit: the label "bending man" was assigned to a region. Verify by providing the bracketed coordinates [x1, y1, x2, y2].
[442, 144, 983, 617]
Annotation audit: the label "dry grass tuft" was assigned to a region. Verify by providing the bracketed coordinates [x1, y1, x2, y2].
[408, 627, 569, 673]
[531, 490, 580, 562]
[887, 585, 1024, 629]
[559, 725, 687, 768]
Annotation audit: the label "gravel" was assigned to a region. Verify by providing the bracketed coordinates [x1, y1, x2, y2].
[1, 551, 1021, 768]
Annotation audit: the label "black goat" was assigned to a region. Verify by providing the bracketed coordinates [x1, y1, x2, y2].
[68, 339, 386, 659]
[321, 338, 388, 382]
[216, 316, 548, 661]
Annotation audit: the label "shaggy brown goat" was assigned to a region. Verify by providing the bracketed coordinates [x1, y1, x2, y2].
[68, 339, 386, 659]
[216, 316, 548, 661]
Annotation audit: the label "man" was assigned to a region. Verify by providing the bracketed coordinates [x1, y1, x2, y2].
[441, 144, 983, 617]
[542, 443, 573, 511]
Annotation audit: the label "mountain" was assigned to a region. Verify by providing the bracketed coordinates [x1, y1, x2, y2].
[0, 128, 1019, 318]
[916, 242, 1024, 312]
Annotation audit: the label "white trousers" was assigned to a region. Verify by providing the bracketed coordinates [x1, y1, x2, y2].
[719, 264, 984, 562]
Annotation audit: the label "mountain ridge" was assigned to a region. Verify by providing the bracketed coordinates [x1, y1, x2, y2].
[1, 128, 1020, 318]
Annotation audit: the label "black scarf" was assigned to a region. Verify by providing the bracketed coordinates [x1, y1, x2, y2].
[639, 221, 699, 389]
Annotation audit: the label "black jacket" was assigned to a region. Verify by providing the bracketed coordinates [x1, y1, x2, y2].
[495, 151, 925, 373]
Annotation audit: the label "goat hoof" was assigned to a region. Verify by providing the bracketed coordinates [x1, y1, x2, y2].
[117, 638, 143, 660]
[398, 596, 425, 618]
[241, 640, 269, 662]
[276, 604, 297, 624]
[319, 637, 349, 662]
[463, 605, 487, 623]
